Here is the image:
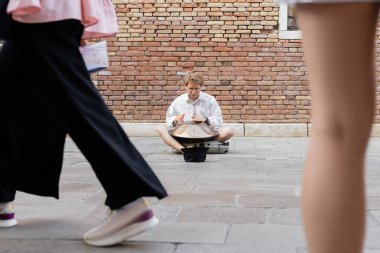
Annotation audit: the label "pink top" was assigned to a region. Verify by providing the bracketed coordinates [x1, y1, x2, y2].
[7, 0, 118, 39]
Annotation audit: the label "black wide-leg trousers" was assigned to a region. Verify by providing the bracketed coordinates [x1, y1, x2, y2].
[0, 19, 167, 209]
[0, 39, 67, 203]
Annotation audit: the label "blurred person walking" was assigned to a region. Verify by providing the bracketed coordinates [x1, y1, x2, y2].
[0, 0, 167, 247]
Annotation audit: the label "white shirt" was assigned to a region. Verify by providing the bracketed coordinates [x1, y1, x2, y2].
[166, 91, 223, 130]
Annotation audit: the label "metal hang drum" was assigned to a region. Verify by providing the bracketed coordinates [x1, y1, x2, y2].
[169, 122, 219, 143]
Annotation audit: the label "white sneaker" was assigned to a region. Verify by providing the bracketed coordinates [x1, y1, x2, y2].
[0, 202, 17, 228]
[83, 198, 159, 247]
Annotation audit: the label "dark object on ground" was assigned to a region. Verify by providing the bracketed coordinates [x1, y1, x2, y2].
[180, 147, 209, 162]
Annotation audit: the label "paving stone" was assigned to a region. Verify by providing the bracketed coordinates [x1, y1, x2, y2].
[367, 197, 380, 210]
[161, 184, 196, 194]
[14, 192, 91, 208]
[131, 222, 228, 244]
[77, 188, 107, 207]
[267, 209, 380, 227]
[174, 244, 296, 253]
[267, 175, 303, 186]
[62, 156, 87, 166]
[151, 205, 180, 222]
[364, 249, 380, 253]
[366, 227, 380, 248]
[237, 195, 300, 208]
[227, 224, 306, 247]
[0, 239, 21, 253]
[0, 218, 85, 240]
[297, 247, 380, 253]
[186, 166, 260, 175]
[4, 240, 175, 253]
[267, 208, 302, 225]
[366, 176, 380, 187]
[188, 173, 270, 187]
[156, 176, 194, 186]
[193, 185, 296, 196]
[7, 137, 380, 252]
[369, 211, 380, 225]
[13, 202, 99, 221]
[160, 193, 237, 207]
[366, 168, 380, 176]
[366, 187, 380, 197]
[175, 206, 266, 224]
[367, 211, 380, 227]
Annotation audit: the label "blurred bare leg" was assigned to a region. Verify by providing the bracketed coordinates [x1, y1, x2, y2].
[297, 3, 378, 253]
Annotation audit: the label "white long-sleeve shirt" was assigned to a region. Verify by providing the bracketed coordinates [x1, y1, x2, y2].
[166, 91, 223, 130]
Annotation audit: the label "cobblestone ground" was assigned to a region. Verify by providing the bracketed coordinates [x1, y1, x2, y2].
[1, 137, 380, 253]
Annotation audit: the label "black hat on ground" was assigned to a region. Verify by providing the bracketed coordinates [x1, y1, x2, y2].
[180, 147, 209, 162]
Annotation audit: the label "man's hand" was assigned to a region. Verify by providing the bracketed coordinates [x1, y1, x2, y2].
[192, 115, 206, 124]
[173, 113, 185, 126]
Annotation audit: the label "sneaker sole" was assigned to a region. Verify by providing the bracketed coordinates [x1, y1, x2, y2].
[0, 218, 17, 228]
[84, 216, 159, 247]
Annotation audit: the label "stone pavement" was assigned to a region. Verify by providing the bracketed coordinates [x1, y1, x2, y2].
[2, 137, 380, 253]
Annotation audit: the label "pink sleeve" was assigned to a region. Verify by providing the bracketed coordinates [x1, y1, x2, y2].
[7, 0, 118, 39]
[7, 0, 41, 16]
[82, 0, 118, 39]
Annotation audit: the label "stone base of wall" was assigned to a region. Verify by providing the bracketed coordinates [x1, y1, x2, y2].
[120, 123, 380, 137]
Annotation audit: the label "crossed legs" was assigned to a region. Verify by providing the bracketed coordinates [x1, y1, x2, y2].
[156, 125, 234, 152]
[297, 3, 379, 253]
[156, 125, 185, 151]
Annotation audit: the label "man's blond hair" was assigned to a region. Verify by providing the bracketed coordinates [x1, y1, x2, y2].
[184, 72, 204, 86]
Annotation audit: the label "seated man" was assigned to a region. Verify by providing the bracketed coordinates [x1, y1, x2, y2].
[156, 72, 234, 152]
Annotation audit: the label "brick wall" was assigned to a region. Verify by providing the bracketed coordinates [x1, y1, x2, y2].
[91, 0, 379, 123]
